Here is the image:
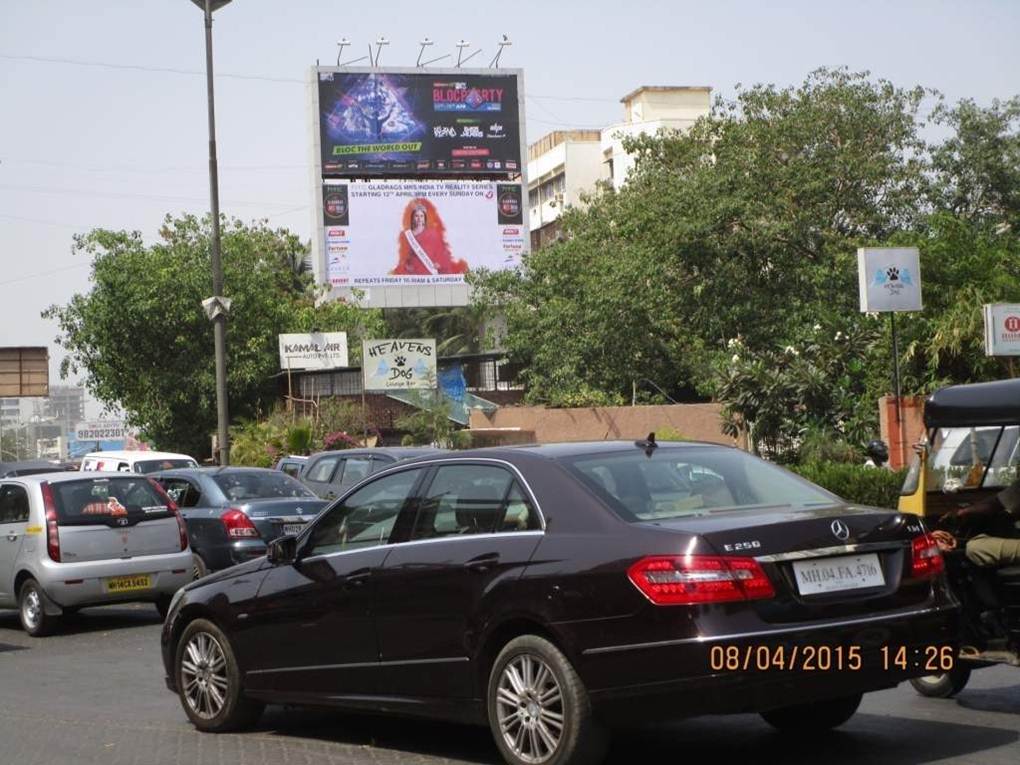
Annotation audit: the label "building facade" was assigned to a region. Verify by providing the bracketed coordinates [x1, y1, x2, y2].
[527, 130, 607, 250]
[526, 86, 711, 249]
[602, 86, 711, 190]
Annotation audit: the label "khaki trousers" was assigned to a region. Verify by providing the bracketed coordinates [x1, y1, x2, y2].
[965, 534, 1020, 567]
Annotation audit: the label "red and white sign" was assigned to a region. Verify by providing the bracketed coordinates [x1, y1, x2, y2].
[984, 304, 1020, 356]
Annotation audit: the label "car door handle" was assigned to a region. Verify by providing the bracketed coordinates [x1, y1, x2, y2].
[464, 553, 500, 573]
[344, 568, 372, 587]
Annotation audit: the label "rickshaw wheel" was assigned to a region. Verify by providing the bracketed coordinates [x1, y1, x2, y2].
[909, 666, 972, 698]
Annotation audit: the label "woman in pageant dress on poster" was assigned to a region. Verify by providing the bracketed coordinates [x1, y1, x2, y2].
[391, 199, 468, 276]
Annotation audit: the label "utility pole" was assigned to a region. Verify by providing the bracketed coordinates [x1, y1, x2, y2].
[190, 0, 233, 465]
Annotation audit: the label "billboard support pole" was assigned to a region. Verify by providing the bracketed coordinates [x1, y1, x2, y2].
[361, 385, 368, 446]
[890, 312, 905, 467]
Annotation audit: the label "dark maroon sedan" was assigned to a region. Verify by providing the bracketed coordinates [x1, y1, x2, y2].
[161, 439, 958, 765]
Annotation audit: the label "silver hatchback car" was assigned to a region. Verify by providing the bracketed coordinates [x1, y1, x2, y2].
[0, 472, 193, 636]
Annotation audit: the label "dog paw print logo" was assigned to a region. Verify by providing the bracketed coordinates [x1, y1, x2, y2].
[389, 355, 414, 382]
[885, 266, 900, 282]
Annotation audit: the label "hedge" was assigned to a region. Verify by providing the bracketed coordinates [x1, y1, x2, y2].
[788, 462, 908, 509]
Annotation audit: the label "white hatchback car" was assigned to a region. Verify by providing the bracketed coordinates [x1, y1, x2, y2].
[80, 450, 199, 474]
[0, 472, 192, 636]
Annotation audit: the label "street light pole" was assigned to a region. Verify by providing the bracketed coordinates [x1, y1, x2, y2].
[191, 0, 232, 465]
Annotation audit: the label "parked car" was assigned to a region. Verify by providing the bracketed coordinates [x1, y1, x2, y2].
[1, 472, 191, 636]
[153, 467, 327, 580]
[162, 439, 958, 765]
[80, 450, 198, 474]
[0, 460, 78, 478]
[273, 455, 307, 479]
[300, 447, 446, 500]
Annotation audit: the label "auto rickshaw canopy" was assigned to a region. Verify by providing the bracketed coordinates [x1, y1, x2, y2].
[925, 378, 1020, 429]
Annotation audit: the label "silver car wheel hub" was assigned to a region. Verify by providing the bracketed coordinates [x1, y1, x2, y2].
[180, 632, 229, 720]
[22, 590, 42, 629]
[495, 653, 564, 764]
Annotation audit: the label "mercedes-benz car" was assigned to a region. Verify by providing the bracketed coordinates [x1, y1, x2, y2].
[161, 439, 958, 765]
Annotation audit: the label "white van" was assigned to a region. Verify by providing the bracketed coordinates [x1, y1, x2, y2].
[80, 451, 199, 475]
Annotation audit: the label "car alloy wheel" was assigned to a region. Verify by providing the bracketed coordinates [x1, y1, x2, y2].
[21, 588, 42, 631]
[192, 553, 208, 581]
[495, 653, 565, 764]
[180, 631, 229, 720]
[18, 579, 56, 637]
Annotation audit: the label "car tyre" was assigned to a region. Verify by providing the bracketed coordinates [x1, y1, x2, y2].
[909, 666, 972, 698]
[19, 578, 58, 637]
[192, 553, 209, 581]
[760, 692, 862, 731]
[174, 618, 264, 732]
[487, 635, 607, 765]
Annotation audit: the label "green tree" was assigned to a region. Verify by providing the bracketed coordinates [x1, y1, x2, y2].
[44, 214, 383, 457]
[476, 69, 1020, 453]
[475, 68, 934, 408]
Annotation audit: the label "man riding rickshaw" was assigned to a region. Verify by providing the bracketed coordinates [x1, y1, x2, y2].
[898, 377, 1020, 696]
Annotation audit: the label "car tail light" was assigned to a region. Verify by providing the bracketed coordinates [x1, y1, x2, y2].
[627, 555, 775, 605]
[911, 534, 944, 578]
[222, 509, 260, 539]
[41, 481, 60, 562]
[147, 478, 188, 551]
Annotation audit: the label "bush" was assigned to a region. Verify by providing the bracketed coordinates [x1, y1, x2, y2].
[789, 462, 907, 509]
[395, 392, 471, 449]
[313, 399, 375, 449]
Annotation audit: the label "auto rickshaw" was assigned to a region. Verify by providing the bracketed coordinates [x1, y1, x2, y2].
[898, 377, 1020, 697]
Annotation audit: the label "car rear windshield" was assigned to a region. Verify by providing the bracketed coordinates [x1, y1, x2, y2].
[133, 459, 198, 474]
[212, 471, 316, 502]
[51, 477, 173, 526]
[563, 447, 837, 522]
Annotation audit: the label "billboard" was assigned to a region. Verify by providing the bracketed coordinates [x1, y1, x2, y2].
[0, 347, 48, 397]
[984, 303, 1020, 356]
[318, 71, 522, 176]
[857, 247, 923, 313]
[278, 332, 350, 370]
[362, 339, 437, 390]
[325, 180, 526, 287]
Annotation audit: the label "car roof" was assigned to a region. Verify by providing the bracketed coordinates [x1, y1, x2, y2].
[306, 447, 448, 460]
[393, 440, 732, 465]
[0, 459, 75, 474]
[13, 471, 155, 485]
[80, 450, 197, 462]
[154, 466, 284, 477]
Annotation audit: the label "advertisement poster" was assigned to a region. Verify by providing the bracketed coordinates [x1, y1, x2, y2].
[857, 247, 923, 312]
[325, 180, 526, 287]
[318, 71, 522, 176]
[984, 303, 1020, 356]
[278, 332, 350, 371]
[362, 339, 437, 390]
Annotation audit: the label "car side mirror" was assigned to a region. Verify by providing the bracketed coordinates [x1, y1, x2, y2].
[268, 535, 298, 565]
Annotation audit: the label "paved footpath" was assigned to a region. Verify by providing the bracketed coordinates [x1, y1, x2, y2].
[1, 604, 1019, 765]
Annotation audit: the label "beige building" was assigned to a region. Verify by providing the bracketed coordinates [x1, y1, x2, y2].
[602, 86, 712, 189]
[526, 130, 607, 250]
[526, 86, 711, 248]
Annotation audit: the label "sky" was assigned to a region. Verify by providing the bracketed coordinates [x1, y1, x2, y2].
[1, 0, 1019, 418]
